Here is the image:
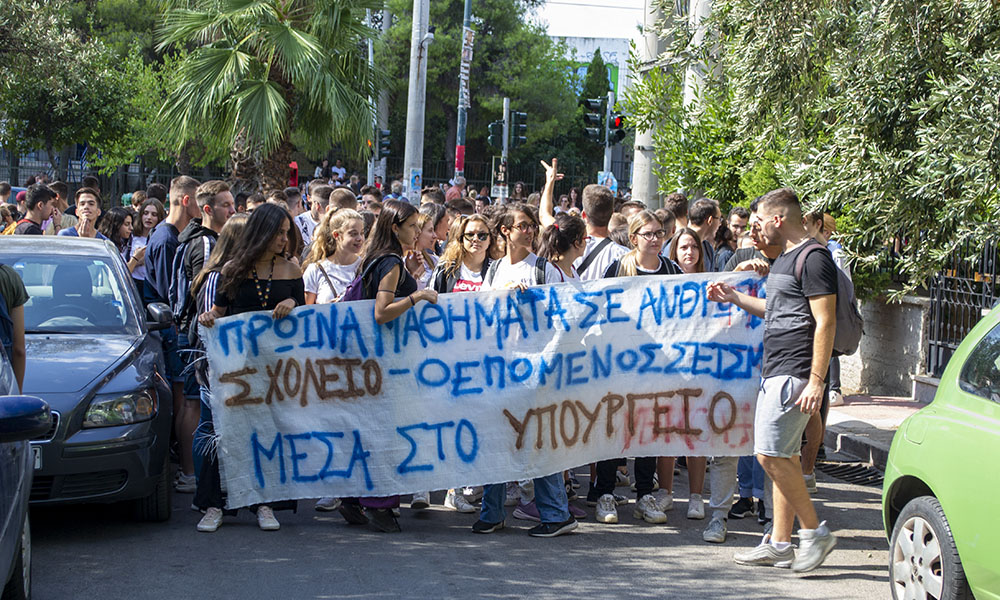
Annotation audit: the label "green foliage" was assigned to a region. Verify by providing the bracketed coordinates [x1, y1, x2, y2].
[379, 0, 580, 176]
[157, 0, 383, 187]
[627, 0, 1000, 297]
[65, 0, 161, 63]
[0, 0, 139, 167]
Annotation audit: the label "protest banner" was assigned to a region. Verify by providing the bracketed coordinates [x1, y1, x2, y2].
[201, 272, 765, 508]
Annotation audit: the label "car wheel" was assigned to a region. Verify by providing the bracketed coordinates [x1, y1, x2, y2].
[1, 515, 30, 600]
[133, 453, 171, 522]
[890, 495, 972, 600]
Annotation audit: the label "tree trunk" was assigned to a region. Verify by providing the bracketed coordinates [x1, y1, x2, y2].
[57, 145, 72, 182]
[261, 139, 295, 192]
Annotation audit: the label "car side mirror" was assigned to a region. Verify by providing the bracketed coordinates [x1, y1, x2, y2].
[146, 302, 173, 331]
[0, 395, 51, 443]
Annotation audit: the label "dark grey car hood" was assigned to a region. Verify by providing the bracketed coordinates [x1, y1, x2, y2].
[23, 335, 139, 394]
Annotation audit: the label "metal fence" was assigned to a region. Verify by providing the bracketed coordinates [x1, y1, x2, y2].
[926, 239, 1000, 376]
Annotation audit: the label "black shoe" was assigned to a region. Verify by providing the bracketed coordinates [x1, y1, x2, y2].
[472, 519, 505, 534]
[676, 457, 687, 469]
[757, 500, 769, 525]
[368, 508, 401, 533]
[528, 517, 578, 538]
[565, 480, 577, 500]
[338, 503, 369, 525]
[728, 497, 755, 519]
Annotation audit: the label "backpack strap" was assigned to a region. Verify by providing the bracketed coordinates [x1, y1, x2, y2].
[485, 258, 502, 287]
[577, 238, 612, 275]
[794, 241, 829, 280]
[316, 263, 338, 296]
[534, 256, 548, 285]
[361, 253, 403, 296]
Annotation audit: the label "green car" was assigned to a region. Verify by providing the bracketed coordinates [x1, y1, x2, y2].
[883, 304, 1000, 600]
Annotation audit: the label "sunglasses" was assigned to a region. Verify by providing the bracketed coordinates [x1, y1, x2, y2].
[464, 232, 490, 242]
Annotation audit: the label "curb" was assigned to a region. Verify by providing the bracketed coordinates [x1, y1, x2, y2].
[823, 424, 893, 472]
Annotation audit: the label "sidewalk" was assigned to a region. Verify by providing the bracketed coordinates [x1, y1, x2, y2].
[824, 394, 926, 471]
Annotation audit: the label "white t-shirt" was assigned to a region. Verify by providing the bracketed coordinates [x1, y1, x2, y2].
[481, 253, 564, 290]
[452, 263, 484, 292]
[572, 236, 629, 281]
[331, 165, 347, 182]
[414, 253, 439, 291]
[295, 212, 320, 247]
[303, 258, 361, 304]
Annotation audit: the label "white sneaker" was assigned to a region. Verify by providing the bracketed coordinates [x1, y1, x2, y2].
[595, 494, 619, 524]
[175, 472, 196, 493]
[654, 490, 674, 512]
[257, 505, 280, 531]
[504, 483, 520, 506]
[687, 493, 705, 519]
[444, 489, 477, 513]
[616, 468, 630, 487]
[410, 491, 430, 510]
[828, 390, 845, 407]
[315, 497, 342, 512]
[197, 507, 223, 532]
[633, 494, 667, 524]
[702, 516, 728, 543]
[804, 473, 817, 494]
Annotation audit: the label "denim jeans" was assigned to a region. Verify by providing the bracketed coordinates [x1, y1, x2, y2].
[737, 455, 766, 499]
[480, 472, 569, 524]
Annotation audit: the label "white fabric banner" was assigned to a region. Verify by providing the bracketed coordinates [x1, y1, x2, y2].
[202, 272, 765, 508]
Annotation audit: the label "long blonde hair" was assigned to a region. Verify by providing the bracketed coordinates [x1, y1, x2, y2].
[414, 211, 436, 267]
[439, 214, 494, 277]
[303, 208, 363, 267]
[616, 210, 662, 277]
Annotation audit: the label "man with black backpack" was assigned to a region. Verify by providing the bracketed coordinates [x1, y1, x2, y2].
[707, 188, 838, 573]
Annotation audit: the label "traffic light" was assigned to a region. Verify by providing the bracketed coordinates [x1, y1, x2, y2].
[376, 129, 391, 159]
[608, 114, 626, 144]
[582, 98, 604, 144]
[510, 111, 527, 148]
[487, 120, 503, 148]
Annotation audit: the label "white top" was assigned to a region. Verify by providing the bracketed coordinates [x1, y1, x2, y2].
[452, 263, 485, 292]
[481, 253, 564, 290]
[414, 253, 439, 291]
[553, 263, 579, 282]
[572, 236, 629, 281]
[303, 258, 361, 304]
[131, 235, 149, 280]
[295, 212, 320, 247]
[330, 165, 347, 182]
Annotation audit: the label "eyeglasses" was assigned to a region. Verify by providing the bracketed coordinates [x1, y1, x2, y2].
[635, 229, 667, 241]
[512, 222, 537, 233]
[463, 232, 490, 242]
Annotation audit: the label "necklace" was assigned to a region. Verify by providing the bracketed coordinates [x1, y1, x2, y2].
[252, 256, 276, 307]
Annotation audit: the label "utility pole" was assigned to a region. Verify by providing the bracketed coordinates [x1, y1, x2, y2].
[366, 9, 376, 186]
[377, 8, 391, 185]
[501, 97, 510, 168]
[631, 0, 669, 209]
[403, 0, 432, 199]
[454, 0, 474, 179]
[684, 0, 714, 108]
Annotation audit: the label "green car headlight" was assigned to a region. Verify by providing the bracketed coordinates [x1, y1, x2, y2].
[82, 390, 157, 428]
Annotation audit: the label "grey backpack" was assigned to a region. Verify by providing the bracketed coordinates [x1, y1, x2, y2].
[795, 242, 863, 356]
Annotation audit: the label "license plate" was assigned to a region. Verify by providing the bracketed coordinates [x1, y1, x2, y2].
[32, 446, 41, 470]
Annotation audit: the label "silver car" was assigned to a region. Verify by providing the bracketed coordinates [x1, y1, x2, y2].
[0, 238, 174, 521]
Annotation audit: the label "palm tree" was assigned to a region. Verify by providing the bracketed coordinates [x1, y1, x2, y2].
[156, 0, 383, 191]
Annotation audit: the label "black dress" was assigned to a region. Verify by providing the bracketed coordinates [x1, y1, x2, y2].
[194, 275, 305, 513]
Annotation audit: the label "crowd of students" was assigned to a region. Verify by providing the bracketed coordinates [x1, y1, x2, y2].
[0, 163, 844, 572]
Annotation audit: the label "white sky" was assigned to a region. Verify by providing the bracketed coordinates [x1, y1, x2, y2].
[533, 0, 646, 40]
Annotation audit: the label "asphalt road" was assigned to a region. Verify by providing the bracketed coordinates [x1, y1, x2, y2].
[31, 463, 890, 600]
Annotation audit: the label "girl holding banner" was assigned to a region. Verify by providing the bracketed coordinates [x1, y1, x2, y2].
[336, 200, 439, 533]
[196, 204, 304, 531]
[473, 203, 578, 538]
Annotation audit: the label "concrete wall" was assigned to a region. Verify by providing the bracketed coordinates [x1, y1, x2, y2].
[841, 295, 930, 397]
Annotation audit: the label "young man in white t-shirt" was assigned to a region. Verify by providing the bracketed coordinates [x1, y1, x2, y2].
[295, 181, 333, 246]
[572, 184, 629, 281]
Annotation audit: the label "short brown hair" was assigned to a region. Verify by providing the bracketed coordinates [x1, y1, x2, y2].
[689, 198, 720, 226]
[74, 186, 102, 204]
[663, 192, 688, 220]
[420, 187, 446, 205]
[758, 187, 802, 219]
[310, 184, 334, 205]
[49, 181, 68, 199]
[195, 180, 230, 209]
[169, 175, 200, 207]
[582, 184, 614, 227]
[330, 187, 358, 210]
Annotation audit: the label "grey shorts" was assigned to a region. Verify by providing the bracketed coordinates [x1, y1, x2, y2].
[753, 375, 811, 458]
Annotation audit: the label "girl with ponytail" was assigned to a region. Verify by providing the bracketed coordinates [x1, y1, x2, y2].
[302, 208, 365, 304]
[538, 213, 587, 281]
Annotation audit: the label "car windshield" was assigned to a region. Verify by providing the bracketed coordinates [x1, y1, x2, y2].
[3, 254, 140, 336]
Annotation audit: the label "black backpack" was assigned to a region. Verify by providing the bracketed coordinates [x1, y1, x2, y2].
[795, 241, 864, 356]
